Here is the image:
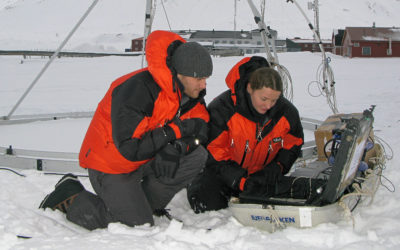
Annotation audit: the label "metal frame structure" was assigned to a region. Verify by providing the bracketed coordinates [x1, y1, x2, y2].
[0, 0, 335, 174]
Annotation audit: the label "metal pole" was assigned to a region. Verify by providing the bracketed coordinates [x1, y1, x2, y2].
[314, 0, 320, 39]
[234, 0, 237, 31]
[141, 0, 153, 68]
[247, 0, 278, 65]
[261, 0, 266, 23]
[5, 0, 99, 120]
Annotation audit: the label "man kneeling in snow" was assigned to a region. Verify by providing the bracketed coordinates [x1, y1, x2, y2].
[39, 30, 213, 230]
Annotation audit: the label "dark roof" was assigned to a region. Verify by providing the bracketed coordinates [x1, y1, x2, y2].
[345, 27, 400, 42]
[334, 29, 345, 46]
[286, 38, 331, 44]
[190, 30, 252, 40]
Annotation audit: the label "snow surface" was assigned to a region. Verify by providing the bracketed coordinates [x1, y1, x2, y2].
[1, 0, 400, 249]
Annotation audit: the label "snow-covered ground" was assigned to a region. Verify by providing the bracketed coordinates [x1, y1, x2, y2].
[1, 52, 399, 250]
[1, 0, 400, 249]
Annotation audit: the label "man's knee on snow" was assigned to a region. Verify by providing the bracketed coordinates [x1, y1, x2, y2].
[66, 191, 111, 230]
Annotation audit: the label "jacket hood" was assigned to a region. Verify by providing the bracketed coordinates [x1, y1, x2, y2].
[225, 56, 270, 105]
[145, 30, 186, 96]
[225, 56, 274, 122]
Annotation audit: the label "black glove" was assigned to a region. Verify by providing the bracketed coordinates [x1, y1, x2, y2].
[174, 136, 202, 155]
[187, 171, 209, 214]
[152, 143, 181, 178]
[218, 162, 247, 190]
[187, 166, 231, 213]
[245, 161, 283, 187]
[188, 189, 230, 214]
[169, 118, 208, 140]
[263, 162, 283, 184]
[194, 119, 208, 144]
[188, 195, 207, 214]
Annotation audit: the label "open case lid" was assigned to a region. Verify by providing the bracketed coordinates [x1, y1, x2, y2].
[316, 108, 374, 205]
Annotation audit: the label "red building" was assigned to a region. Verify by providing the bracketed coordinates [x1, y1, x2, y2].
[342, 26, 400, 57]
[131, 37, 144, 52]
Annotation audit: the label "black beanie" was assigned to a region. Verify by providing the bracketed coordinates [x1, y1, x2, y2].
[171, 42, 213, 78]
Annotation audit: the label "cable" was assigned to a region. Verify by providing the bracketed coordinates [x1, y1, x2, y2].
[44, 172, 89, 178]
[374, 135, 394, 161]
[247, 0, 294, 102]
[276, 63, 293, 102]
[0, 167, 26, 177]
[160, 0, 172, 31]
[286, 0, 338, 114]
[368, 136, 395, 192]
[265, 205, 286, 232]
[307, 58, 338, 113]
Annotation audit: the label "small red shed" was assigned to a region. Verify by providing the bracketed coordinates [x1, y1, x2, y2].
[131, 37, 144, 52]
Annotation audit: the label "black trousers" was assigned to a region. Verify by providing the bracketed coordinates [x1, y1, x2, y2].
[66, 146, 207, 230]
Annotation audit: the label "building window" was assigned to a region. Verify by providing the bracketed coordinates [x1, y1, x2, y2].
[354, 42, 360, 47]
[215, 40, 220, 44]
[246, 49, 252, 54]
[222, 40, 227, 44]
[230, 41, 235, 44]
[245, 41, 250, 44]
[257, 41, 261, 45]
[237, 40, 242, 44]
[362, 47, 371, 56]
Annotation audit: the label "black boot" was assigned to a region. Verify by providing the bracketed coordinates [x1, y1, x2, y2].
[39, 174, 85, 213]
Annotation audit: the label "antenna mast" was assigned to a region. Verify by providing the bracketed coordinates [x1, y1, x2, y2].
[308, 0, 320, 42]
[234, 0, 237, 31]
[141, 0, 155, 67]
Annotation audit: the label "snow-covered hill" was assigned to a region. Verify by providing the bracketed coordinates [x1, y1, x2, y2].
[0, 0, 399, 51]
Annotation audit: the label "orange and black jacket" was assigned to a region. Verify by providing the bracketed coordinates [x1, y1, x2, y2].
[79, 30, 209, 174]
[207, 56, 303, 176]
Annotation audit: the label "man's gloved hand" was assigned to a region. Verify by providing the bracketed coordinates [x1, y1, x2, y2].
[245, 161, 283, 188]
[218, 162, 247, 190]
[169, 117, 208, 141]
[194, 119, 208, 144]
[152, 143, 181, 178]
[174, 136, 201, 155]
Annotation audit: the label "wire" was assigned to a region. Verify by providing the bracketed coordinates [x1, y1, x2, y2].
[160, 0, 172, 31]
[378, 171, 395, 193]
[307, 58, 338, 113]
[44, 172, 89, 178]
[276, 63, 293, 102]
[374, 135, 394, 161]
[287, 0, 339, 114]
[0, 167, 26, 177]
[247, 0, 294, 102]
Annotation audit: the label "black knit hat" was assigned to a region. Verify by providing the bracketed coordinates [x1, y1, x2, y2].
[171, 42, 213, 78]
